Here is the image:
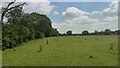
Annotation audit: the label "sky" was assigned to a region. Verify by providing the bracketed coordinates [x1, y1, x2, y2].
[1, 0, 119, 33]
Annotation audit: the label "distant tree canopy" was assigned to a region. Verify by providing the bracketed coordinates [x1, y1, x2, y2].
[104, 29, 111, 35]
[66, 30, 72, 35]
[94, 30, 99, 35]
[82, 30, 89, 35]
[2, 1, 59, 50]
[60, 29, 119, 36]
[115, 30, 120, 34]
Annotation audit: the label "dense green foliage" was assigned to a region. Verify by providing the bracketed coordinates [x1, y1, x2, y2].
[66, 30, 72, 35]
[3, 35, 118, 66]
[2, 7, 59, 50]
[104, 29, 111, 35]
[82, 30, 89, 35]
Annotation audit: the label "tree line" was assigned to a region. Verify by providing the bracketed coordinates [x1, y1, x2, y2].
[2, 1, 59, 51]
[60, 29, 120, 36]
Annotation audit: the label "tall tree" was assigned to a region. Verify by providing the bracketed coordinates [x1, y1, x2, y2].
[2, 1, 59, 51]
[1, 0, 27, 23]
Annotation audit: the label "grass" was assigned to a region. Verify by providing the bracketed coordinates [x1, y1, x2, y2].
[0, 50, 1, 67]
[2, 35, 118, 66]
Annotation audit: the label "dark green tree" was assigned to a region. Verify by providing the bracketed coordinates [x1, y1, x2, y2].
[104, 29, 111, 35]
[66, 30, 72, 35]
[94, 30, 99, 35]
[1, 1, 59, 51]
[82, 30, 89, 35]
[51, 28, 59, 36]
[1, 0, 27, 23]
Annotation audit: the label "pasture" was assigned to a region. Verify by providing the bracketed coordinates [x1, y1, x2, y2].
[2, 35, 118, 66]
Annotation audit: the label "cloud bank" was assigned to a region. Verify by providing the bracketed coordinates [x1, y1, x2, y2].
[53, 1, 118, 33]
[23, 1, 55, 15]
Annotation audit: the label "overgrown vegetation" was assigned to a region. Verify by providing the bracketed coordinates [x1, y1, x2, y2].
[2, 1, 59, 51]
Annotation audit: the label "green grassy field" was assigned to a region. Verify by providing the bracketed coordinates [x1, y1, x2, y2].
[2, 35, 118, 66]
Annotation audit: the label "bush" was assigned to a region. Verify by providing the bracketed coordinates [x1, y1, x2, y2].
[35, 31, 45, 39]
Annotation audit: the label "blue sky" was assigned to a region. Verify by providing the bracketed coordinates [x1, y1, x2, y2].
[49, 2, 111, 24]
[51, 2, 111, 12]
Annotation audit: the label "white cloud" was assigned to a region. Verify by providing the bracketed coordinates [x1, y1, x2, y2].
[62, 16, 99, 33]
[0, 3, 1, 16]
[54, 7, 100, 33]
[53, 1, 118, 33]
[91, 1, 118, 17]
[1, 0, 55, 21]
[0, 2, 1, 9]
[54, 11, 59, 15]
[101, 1, 118, 16]
[54, 18, 99, 33]
[62, 7, 89, 19]
[103, 17, 114, 22]
[23, 1, 55, 15]
[91, 11, 99, 15]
